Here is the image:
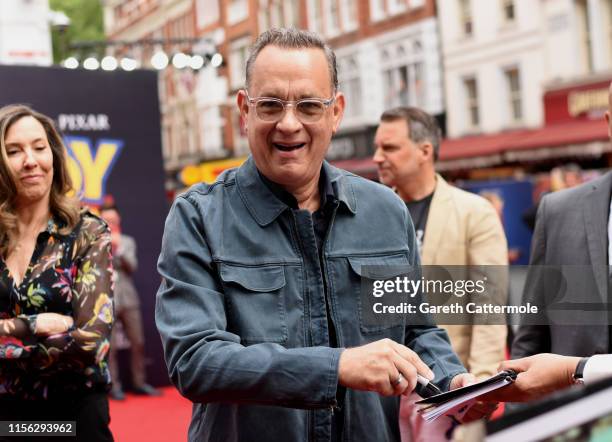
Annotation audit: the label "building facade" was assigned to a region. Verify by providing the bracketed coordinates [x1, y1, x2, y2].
[104, 0, 445, 190]
[104, 0, 211, 191]
[200, 0, 443, 183]
[327, 0, 443, 174]
[436, 0, 612, 175]
[104, 0, 612, 188]
[0, 0, 54, 66]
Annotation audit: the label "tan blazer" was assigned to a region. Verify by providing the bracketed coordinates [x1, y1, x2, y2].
[421, 175, 508, 379]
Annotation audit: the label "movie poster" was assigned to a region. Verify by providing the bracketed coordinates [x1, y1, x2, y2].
[0, 65, 169, 386]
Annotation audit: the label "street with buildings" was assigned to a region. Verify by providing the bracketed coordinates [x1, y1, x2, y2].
[1, 2, 612, 441]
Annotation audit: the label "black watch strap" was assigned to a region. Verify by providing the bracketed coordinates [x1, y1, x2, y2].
[573, 357, 590, 382]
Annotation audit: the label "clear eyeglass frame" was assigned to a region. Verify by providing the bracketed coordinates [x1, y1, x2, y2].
[244, 90, 335, 123]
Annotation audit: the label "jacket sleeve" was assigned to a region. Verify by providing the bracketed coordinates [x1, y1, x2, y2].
[155, 195, 342, 408]
[401, 203, 466, 391]
[511, 195, 551, 359]
[466, 200, 508, 379]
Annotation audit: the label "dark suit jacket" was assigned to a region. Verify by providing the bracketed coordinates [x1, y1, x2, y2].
[512, 171, 612, 358]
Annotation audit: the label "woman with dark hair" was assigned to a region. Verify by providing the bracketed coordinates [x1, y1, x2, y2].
[0, 104, 114, 441]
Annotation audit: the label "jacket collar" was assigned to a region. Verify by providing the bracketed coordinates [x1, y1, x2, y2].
[236, 156, 357, 226]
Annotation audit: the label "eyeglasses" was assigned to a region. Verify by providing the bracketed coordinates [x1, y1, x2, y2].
[244, 91, 335, 124]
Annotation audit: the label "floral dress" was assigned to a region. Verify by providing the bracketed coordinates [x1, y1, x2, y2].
[0, 211, 114, 400]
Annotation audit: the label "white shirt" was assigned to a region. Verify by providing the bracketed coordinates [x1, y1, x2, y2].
[584, 197, 612, 384]
[584, 354, 612, 385]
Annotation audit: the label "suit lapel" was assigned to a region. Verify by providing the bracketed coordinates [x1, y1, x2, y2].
[422, 175, 452, 265]
[582, 172, 612, 301]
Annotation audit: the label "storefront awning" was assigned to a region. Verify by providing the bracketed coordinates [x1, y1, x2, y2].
[332, 119, 611, 175]
[438, 119, 610, 170]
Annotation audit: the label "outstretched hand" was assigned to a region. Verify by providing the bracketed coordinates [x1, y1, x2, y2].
[480, 354, 580, 403]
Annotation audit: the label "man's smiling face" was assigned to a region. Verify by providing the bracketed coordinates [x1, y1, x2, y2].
[237, 45, 344, 190]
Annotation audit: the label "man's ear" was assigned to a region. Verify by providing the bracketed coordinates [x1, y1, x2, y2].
[420, 141, 434, 162]
[237, 89, 249, 131]
[331, 91, 345, 133]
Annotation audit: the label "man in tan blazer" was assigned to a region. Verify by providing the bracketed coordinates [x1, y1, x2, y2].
[374, 107, 508, 441]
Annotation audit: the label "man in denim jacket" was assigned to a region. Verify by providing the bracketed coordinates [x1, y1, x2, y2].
[156, 28, 479, 442]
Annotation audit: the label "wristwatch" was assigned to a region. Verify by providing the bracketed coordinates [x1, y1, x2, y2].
[573, 357, 590, 385]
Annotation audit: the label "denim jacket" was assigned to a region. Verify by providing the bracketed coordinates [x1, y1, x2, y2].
[156, 157, 465, 442]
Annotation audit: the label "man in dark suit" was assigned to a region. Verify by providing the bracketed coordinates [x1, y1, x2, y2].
[512, 81, 612, 359]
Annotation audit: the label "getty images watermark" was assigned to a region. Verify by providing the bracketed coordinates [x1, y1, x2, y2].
[358, 265, 612, 327]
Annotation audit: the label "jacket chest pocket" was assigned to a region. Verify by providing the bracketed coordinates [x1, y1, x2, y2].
[219, 263, 288, 345]
[348, 254, 412, 334]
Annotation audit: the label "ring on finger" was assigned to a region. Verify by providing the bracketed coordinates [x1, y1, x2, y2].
[392, 373, 404, 386]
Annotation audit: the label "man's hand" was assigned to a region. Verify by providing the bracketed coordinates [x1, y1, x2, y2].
[449, 373, 499, 423]
[34, 313, 74, 337]
[338, 338, 434, 397]
[449, 372, 476, 390]
[481, 354, 581, 403]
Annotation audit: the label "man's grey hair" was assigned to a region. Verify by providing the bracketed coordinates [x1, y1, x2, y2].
[380, 107, 442, 161]
[245, 28, 338, 93]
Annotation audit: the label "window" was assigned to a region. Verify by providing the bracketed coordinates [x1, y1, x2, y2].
[413, 62, 424, 106]
[463, 77, 479, 128]
[370, 0, 413, 21]
[285, 0, 300, 27]
[324, 0, 340, 36]
[308, 0, 322, 33]
[381, 42, 425, 109]
[227, 0, 248, 25]
[459, 0, 473, 36]
[270, 0, 282, 27]
[501, 0, 515, 22]
[258, 1, 270, 32]
[201, 106, 226, 158]
[260, 0, 300, 31]
[576, 0, 593, 72]
[229, 37, 250, 90]
[388, 0, 407, 15]
[505, 68, 522, 122]
[370, 0, 385, 21]
[338, 57, 362, 118]
[169, 14, 191, 39]
[310, 0, 358, 36]
[340, 0, 358, 31]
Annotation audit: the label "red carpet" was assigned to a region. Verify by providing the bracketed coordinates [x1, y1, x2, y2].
[109, 386, 192, 441]
[108, 386, 505, 439]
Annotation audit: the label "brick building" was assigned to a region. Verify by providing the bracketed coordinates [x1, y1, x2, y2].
[103, 0, 442, 190]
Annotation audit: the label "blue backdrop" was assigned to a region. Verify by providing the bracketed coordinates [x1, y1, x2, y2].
[0, 65, 169, 386]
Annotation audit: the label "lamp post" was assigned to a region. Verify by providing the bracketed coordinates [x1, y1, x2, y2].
[49, 10, 71, 63]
